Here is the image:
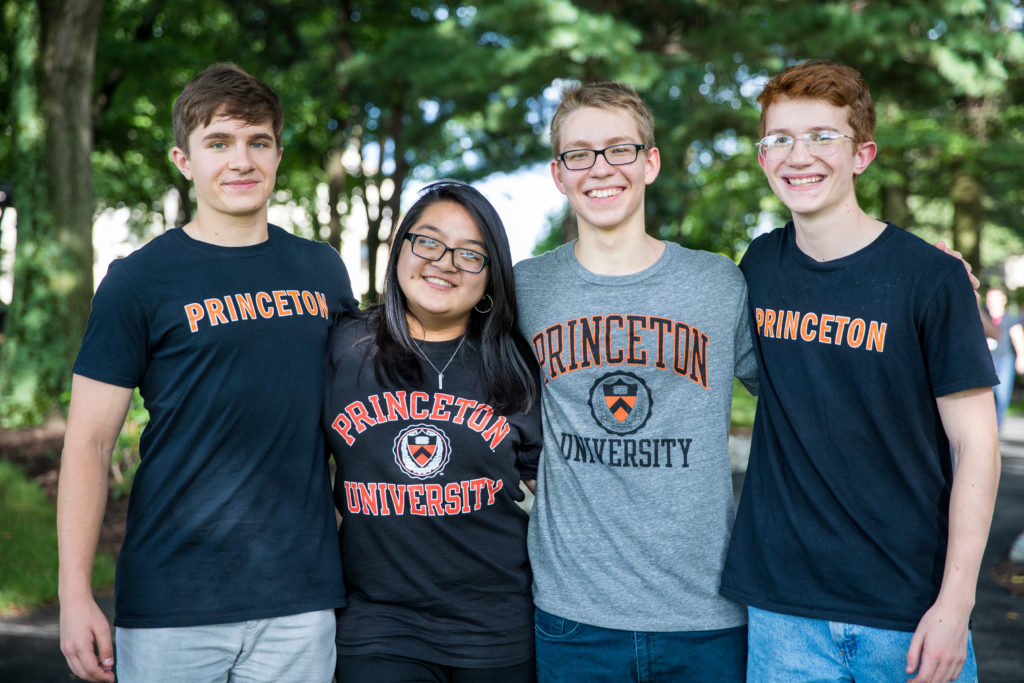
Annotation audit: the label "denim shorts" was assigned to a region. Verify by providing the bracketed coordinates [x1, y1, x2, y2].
[747, 606, 978, 682]
[534, 607, 746, 682]
[114, 609, 335, 683]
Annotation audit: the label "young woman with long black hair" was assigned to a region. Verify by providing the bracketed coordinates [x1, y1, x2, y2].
[324, 180, 540, 683]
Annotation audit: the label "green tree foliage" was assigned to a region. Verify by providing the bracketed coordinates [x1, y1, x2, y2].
[549, 0, 1024, 265]
[3, 0, 1024, 424]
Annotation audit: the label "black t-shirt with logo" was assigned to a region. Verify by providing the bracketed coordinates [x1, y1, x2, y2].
[324, 314, 541, 667]
[722, 223, 997, 631]
[74, 225, 356, 627]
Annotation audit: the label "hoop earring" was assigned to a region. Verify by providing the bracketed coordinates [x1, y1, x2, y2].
[474, 294, 493, 314]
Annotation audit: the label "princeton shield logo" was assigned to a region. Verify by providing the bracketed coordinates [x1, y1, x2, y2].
[393, 424, 452, 479]
[603, 379, 638, 422]
[588, 371, 654, 435]
[408, 434, 438, 466]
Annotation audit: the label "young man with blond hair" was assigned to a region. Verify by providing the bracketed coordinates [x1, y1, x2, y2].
[721, 60, 999, 683]
[515, 81, 758, 681]
[57, 63, 356, 682]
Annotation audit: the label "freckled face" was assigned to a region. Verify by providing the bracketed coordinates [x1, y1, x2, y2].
[397, 200, 490, 336]
[172, 113, 281, 221]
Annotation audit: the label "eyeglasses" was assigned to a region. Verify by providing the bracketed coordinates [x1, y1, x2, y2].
[404, 233, 490, 273]
[557, 143, 650, 170]
[756, 131, 855, 161]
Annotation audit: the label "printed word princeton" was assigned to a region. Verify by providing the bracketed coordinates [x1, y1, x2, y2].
[754, 307, 888, 352]
[184, 289, 330, 333]
[531, 314, 711, 388]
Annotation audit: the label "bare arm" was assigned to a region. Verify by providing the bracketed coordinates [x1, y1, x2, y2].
[523, 479, 537, 494]
[1009, 324, 1024, 374]
[906, 387, 1000, 683]
[58, 375, 134, 683]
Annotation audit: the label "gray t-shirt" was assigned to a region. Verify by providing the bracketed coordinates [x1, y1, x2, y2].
[515, 240, 757, 631]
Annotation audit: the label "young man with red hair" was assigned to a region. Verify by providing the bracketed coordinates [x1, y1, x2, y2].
[721, 60, 999, 683]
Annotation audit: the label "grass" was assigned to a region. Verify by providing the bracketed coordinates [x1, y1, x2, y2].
[731, 378, 757, 431]
[0, 460, 116, 614]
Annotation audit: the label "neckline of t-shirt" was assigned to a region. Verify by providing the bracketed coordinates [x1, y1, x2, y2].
[786, 222, 896, 271]
[560, 239, 676, 285]
[171, 223, 277, 255]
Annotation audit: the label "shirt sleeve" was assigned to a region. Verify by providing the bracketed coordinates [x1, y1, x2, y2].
[734, 284, 759, 397]
[920, 264, 998, 397]
[72, 259, 148, 388]
[513, 395, 542, 482]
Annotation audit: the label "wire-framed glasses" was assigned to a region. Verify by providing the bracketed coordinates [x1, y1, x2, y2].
[404, 233, 490, 273]
[557, 143, 650, 170]
[757, 131, 855, 161]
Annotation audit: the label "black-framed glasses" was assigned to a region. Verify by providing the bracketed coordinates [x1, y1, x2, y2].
[404, 233, 490, 273]
[557, 143, 650, 170]
[756, 131, 855, 161]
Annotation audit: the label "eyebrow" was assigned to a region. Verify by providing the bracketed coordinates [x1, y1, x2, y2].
[561, 136, 636, 150]
[417, 224, 488, 250]
[765, 126, 843, 136]
[201, 131, 276, 143]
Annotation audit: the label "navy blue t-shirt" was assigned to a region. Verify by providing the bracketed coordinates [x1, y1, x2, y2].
[73, 225, 357, 627]
[721, 223, 997, 631]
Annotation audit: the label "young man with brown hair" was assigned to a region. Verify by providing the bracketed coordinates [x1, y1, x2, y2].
[57, 63, 356, 682]
[515, 81, 758, 682]
[721, 60, 1000, 683]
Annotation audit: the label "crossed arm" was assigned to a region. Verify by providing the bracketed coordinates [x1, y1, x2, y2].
[906, 386, 1000, 683]
[57, 374, 134, 683]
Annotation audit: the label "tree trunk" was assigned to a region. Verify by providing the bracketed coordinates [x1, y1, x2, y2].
[40, 0, 104, 330]
[952, 171, 983, 275]
[326, 147, 345, 252]
[364, 188, 383, 304]
[1, 0, 103, 423]
[882, 182, 910, 231]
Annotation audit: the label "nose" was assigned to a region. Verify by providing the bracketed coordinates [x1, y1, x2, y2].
[589, 150, 616, 174]
[438, 247, 459, 271]
[784, 137, 814, 164]
[228, 145, 256, 170]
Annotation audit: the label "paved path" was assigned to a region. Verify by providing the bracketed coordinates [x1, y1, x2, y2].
[3, 423, 1023, 682]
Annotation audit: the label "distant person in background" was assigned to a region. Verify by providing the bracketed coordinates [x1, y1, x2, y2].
[324, 180, 541, 683]
[984, 286, 1024, 431]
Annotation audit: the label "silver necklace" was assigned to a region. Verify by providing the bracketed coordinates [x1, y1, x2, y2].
[413, 334, 466, 390]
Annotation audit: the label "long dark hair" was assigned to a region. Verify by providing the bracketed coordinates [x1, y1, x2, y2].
[371, 180, 537, 414]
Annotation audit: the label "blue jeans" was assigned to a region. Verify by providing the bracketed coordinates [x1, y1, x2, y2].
[747, 606, 977, 682]
[993, 353, 1014, 431]
[114, 609, 335, 683]
[534, 607, 746, 682]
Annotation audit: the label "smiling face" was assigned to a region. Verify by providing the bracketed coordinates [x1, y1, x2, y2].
[759, 97, 876, 224]
[397, 200, 490, 339]
[171, 112, 282, 226]
[551, 106, 660, 236]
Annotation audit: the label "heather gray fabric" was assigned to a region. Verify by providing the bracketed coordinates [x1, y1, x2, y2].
[515, 240, 757, 632]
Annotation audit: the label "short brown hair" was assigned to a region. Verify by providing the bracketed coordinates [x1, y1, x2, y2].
[757, 60, 875, 143]
[172, 63, 283, 155]
[550, 81, 655, 155]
